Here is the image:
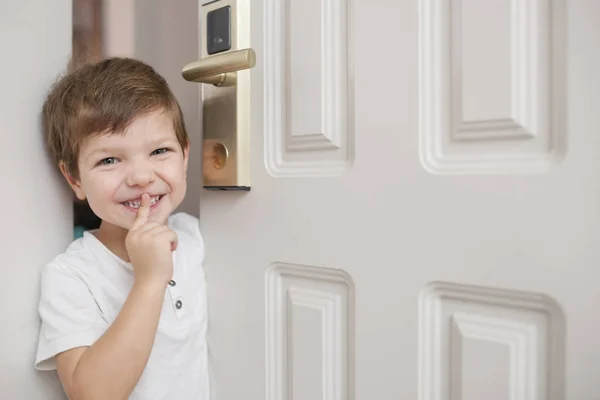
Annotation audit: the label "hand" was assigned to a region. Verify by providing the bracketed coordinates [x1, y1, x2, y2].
[125, 193, 178, 287]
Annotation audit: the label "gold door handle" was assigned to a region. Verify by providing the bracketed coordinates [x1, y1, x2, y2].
[181, 48, 256, 86]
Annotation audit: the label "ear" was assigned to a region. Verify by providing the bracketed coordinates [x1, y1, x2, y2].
[183, 142, 190, 172]
[59, 161, 86, 200]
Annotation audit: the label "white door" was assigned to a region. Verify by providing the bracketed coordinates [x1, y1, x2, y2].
[198, 0, 600, 399]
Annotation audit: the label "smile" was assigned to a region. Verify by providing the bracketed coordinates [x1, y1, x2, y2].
[121, 194, 164, 210]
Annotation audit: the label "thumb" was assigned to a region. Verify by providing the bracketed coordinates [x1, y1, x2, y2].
[131, 193, 151, 230]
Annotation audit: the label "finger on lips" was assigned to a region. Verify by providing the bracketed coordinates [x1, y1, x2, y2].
[131, 193, 151, 229]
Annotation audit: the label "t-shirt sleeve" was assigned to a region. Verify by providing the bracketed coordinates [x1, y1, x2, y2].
[35, 263, 107, 371]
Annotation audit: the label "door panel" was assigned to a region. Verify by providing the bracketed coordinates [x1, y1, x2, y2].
[197, 0, 600, 399]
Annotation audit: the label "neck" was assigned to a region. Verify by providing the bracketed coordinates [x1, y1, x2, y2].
[94, 220, 131, 262]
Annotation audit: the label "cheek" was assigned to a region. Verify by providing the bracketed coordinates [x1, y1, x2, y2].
[162, 158, 188, 188]
[81, 173, 121, 207]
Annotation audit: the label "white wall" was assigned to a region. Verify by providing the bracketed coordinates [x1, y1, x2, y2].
[0, 1, 73, 399]
[103, 0, 202, 217]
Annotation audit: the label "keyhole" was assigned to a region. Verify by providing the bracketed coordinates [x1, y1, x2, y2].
[212, 142, 228, 170]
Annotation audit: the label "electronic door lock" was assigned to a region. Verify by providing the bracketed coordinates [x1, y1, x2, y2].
[181, 0, 253, 191]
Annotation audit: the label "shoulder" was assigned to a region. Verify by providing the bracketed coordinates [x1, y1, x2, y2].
[41, 237, 95, 279]
[38, 248, 94, 304]
[168, 212, 202, 241]
[168, 211, 200, 232]
[39, 232, 115, 290]
[168, 212, 205, 259]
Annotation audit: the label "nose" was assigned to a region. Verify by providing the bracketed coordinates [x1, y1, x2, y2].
[125, 159, 156, 187]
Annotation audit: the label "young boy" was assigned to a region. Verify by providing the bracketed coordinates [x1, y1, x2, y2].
[34, 57, 210, 399]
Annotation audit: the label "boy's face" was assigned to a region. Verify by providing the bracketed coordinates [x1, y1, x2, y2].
[61, 110, 189, 231]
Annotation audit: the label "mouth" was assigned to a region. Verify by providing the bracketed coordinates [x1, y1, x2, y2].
[121, 194, 165, 211]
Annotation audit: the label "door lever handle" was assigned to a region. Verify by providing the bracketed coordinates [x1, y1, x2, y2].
[181, 48, 256, 86]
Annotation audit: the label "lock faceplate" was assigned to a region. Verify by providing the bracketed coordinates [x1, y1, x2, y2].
[182, 0, 253, 191]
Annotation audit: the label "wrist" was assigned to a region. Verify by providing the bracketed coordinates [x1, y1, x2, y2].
[132, 276, 169, 294]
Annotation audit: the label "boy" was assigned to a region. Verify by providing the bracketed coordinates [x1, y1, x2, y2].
[34, 57, 209, 400]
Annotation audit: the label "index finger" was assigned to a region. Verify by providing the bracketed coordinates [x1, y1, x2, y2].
[131, 193, 151, 230]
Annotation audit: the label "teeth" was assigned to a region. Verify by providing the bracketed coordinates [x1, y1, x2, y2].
[123, 195, 161, 209]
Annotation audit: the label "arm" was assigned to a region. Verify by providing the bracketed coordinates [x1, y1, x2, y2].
[55, 194, 177, 400]
[56, 280, 165, 400]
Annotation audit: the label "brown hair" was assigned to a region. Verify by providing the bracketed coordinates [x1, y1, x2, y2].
[42, 57, 189, 178]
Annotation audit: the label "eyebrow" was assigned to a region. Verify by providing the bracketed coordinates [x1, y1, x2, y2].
[86, 147, 119, 159]
[147, 137, 178, 147]
[86, 137, 178, 159]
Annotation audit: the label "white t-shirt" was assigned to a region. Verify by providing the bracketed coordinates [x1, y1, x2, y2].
[34, 212, 210, 400]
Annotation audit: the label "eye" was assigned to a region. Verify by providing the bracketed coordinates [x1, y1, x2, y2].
[98, 157, 117, 166]
[151, 148, 170, 156]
